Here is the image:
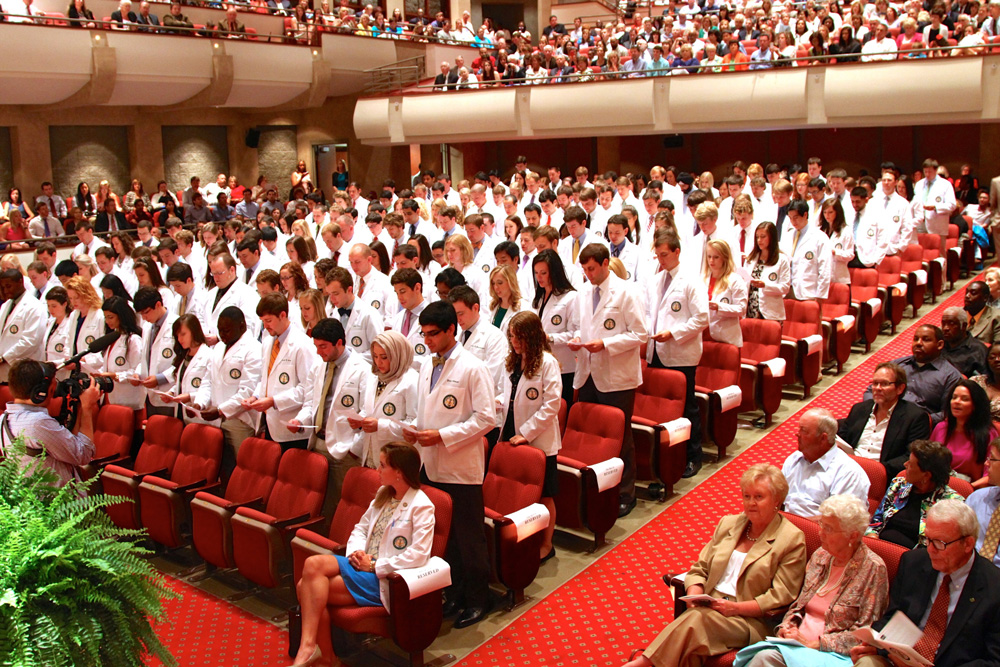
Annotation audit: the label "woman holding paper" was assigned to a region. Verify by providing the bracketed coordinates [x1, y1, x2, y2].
[291, 443, 435, 667]
[744, 222, 791, 323]
[498, 311, 563, 561]
[622, 464, 807, 667]
[95, 296, 145, 410]
[703, 240, 748, 347]
[162, 314, 216, 425]
[351, 331, 419, 469]
[733, 494, 890, 667]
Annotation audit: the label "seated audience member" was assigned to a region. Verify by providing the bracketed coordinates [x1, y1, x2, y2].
[291, 443, 435, 666]
[782, 408, 870, 519]
[932, 379, 997, 489]
[162, 0, 193, 32]
[0, 359, 97, 488]
[970, 345, 1000, 421]
[838, 362, 931, 478]
[940, 306, 989, 377]
[735, 494, 890, 667]
[851, 500, 1000, 667]
[867, 440, 963, 548]
[28, 202, 65, 238]
[966, 437, 1000, 568]
[622, 464, 806, 667]
[965, 280, 1000, 345]
[865, 324, 961, 423]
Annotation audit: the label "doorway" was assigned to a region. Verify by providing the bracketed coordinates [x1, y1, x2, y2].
[481, 3, 523, 33]
[313, 142, 349, 202]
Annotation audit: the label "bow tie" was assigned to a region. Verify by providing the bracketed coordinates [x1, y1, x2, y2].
[338, 307, 352, 317]
[432, 356, 447, 368]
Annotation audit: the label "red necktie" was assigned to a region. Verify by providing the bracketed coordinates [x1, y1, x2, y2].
[402, 309, 412, 336]
[740, 229, 746, 253]
[913, 574, 951, 662]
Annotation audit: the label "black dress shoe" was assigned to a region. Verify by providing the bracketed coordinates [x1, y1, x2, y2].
[682, 461, 702, 478]
[541, 548, 556, 563]
[618, 497, 637, 517]
[454, 606, 488, 629]
[442, 599, 463, 618]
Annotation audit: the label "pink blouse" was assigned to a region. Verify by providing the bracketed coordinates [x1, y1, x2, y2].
[930, 421, 995, 481]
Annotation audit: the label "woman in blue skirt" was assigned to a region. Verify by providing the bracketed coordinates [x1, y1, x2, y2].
[291, 443, 436, 666]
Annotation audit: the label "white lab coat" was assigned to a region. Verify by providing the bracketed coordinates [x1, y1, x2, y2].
[173, 344, 215, 425]
[102, 332, 146, 410]
[489, 298, 532, 335]
[497, 351, 563, 456]
[140, 313, 178, 409]
[390, 300, 430, 369]
[358, 369, 420, 468]
[828, 225, 855, 285]
[67, 309, 106, 375]
[558, 231, 608, 288]
[646, 267, 708, 368]
[45, 316, 72, 373]
[202, 280, 261, 341]
[295, 349, 369, 458]
[341, 300, 383, 363]
[862, 192, 911, 262]
[725, 224, 756, 268]
[535, 289, 580, 375]
[0, 292, 46, 381]
[459, 319, 507, 389]
[471, 237, 498, 276]
[200, 331, 261, 431]
[609, 240, 642, 281]
[257, 327, 318, 443]
[914, 176, 957, 236]
[574, 273, 647, 392]
[746, 254, 792, 321]
[414, 344, 496, 484]
[345, 486, 435, 610]
[169, 287, 210, 329]
[780, 224, 832, 300]
[707, 275, 748, 347]
[355, 269, 397, 322]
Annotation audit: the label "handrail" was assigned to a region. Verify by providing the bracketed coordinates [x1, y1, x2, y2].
[0, 11, 300, 41]
[364, 54, 426, 94]
[408, 41, 994, 92]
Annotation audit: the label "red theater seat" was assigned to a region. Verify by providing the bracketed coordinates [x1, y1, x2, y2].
[632, 366, 690, 498]
[695, 340, 741, 460]
[820, 282, 858, 374]
[898, 244, 929, 317]
[738, 319, 784, 426]
[780, 299, 824, 399]
[848, 267, 885, 352]
[874, 256, 906, 334]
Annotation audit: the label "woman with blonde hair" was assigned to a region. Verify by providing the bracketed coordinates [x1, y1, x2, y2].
[73, 253, 103, 293]
[444, 234, 487, 303]
[298, 288, 327, 335]
[94, 179, 121, 210]
[499, 311, 563, 560]
[0, 210, 32, 250]
[703, 239, 748, 346]
[349, 331, 418, 468]
[64, 276, 106, 375]
[488, 264, 530, 334]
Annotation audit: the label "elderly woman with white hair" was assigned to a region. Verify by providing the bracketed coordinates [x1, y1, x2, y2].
[348, 331, 418, 468]
[623, 464, 807, 667]
[734, 494, 890, 667]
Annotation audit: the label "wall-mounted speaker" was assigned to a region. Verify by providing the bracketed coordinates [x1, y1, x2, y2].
[245, 128, 261, 148]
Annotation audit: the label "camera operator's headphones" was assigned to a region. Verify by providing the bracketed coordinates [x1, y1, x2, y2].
[29, 362, 56, 405]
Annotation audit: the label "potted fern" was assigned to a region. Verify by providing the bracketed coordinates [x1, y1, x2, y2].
[0, 437, 178, 667]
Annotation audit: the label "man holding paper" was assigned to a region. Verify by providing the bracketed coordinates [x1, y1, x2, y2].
[289, 318, 369, 517]
[850, 500, 1000, 667]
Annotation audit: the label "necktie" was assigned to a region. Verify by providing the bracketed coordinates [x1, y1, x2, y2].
[432, 356, 446, 368]
[268, 338, 281, 377]
[409, 223, 417, 236]
[393, 238, 399, 257]
[339, 307, 351, 328]
[179, 294, 187, 316]
[546, 214, 551, 226]
[792, 228, 802, 254]
[146, 322, 160, 368]
[462, 329, 472, 344]
[35, 288, 41, 299]
[853, 212, 861, 238]
[245, 268, 253, 284]
[980, 504, 1000, 559]
[611, 242, 621, 258]
[401, 309, 412, 336]
[593, 285, 601, 312]
[43, 217, 50, 237]
[572, 238, 581, 264]
[357, 277, 365, 297]
[313, 362, 336, 432]
[913, 574, 951, 662]
[530, 193, 536, 205]
[740, 229, 747, 254]
[333, 250, 340, 265]
[885, 194, 891, 209]
[429, 355, 446, 390]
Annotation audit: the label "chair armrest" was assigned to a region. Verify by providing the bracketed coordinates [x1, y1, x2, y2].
[133, 467, 169, 482]
[91, 453, 129, 466]
[277, 514, 323, 532]
[227, 496, 265, 511]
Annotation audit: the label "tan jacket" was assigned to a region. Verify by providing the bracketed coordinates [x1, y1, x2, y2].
[686, 513, 807, 639]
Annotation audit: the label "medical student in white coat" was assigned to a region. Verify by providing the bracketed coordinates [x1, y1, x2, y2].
[404, 300, 496, 629]
[290, 317, 370, 515]
[192, 307, 261, 483]
[780, 200, 832, 301]
[703, 240, 748, 347]
[605, 215, 642, 281]
[64, 277, 107, 376]
[202, 254, 261, 345]
[291, 443, 435, 667]
[95, 297, 146, 411]
[448, 285, 507, 390]
[487, 265, 532, 335]
[348, 244, 397, 323]
[914, 158, 957, 254]
[0, 270, 46, 382]
[444, 235, 490, 307]
[645, 229, 709, 478]
[389, 268, 431, 369]
[745, 221, 792, 323]
[246, 293, 317, 449]
[497, 311, 563, 560]
[568, 243, 647, 515]
[43, 287, 73, 376]
[324, 267, 383, 364]
[820, 198, 855, 286]
[530, 250, 580, 406]
[161, 314, 215, 425]
[130, 287, 177, 418]
[351, 331, 419, 469]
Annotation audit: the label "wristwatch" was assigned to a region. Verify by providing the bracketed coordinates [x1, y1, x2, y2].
[370, 558, 377, 573]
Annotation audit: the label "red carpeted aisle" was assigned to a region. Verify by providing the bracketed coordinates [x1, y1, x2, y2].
[456, 285, 968, 667]
[150, 577, 289, 666]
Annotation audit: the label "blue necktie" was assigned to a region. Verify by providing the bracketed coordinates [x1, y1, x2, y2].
[593, 285, 601, 312]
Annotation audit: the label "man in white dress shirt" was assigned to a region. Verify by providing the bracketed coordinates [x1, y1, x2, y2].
[914, 158, 957, 255]
[324, 266, 382, 363]
[71, 221, 109, 259]
[348, 244, 395, 321]
[857, 171, 910, 266]
[389, 268, 431, 366]
[448, 285, 507, 389]
[782, 408, 870, 519]
[34, 182, 67, 220]
[781, 200, 832, 300]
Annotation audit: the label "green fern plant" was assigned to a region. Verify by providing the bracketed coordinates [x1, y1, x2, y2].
[0, 437, 178, 667]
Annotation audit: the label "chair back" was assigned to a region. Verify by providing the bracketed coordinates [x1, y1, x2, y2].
[92, 404, 134, 460]
[739, 319, 782, 363]
[264, 449, 329, 520]
[695, 340, 740, 390]
[849, 268, 880, 302]
[133, 415, 185, 475]
[876, 256, 903, 287]
[171, 423, 223, 486]
[948, 476, 974, 498]
[328, 466, 381, 543]
[421, 485, 453, 559]
[850, 454, 888, 514]
[782, 299, 822, 340]
[483, 442, 545, 516]
[822, 282, 852, 318]
[898, 244, 924, 272]
[634, 366, 687, 423]
[560, 402, 626, 465]
[226, 437, 283, 504]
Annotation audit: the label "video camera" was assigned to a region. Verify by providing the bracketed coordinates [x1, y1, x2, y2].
[53, 332, 120, 430]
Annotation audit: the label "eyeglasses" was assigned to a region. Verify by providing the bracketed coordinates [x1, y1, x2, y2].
[926, 536, 968, 551]
[420, 329, 442, 338]
[986, 456, 1000, 465]
[871, 381, 898, 388]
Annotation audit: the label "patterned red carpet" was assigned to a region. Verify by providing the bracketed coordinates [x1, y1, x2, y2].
[456, 285, 969, 667]
[150, 577, 289, 666]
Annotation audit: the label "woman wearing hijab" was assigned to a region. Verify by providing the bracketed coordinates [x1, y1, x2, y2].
[349, 331, 419, 469]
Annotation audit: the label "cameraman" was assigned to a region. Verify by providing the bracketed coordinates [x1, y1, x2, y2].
[0, 359, 98, 488]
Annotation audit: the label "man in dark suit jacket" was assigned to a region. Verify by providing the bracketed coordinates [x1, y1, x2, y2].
[851, 500, 1000, 667]
[432, 61, 451, 91]
[95, 199, 129, 233]
[110, 0, 138, 26]
[541, 15, 565, 38]
[135, 1, 160, 30]
[838, 362, 930, 478]
[966, 280, 1000, 345]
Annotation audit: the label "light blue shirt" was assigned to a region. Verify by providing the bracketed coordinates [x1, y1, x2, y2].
[967, 486, 1000, 568]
